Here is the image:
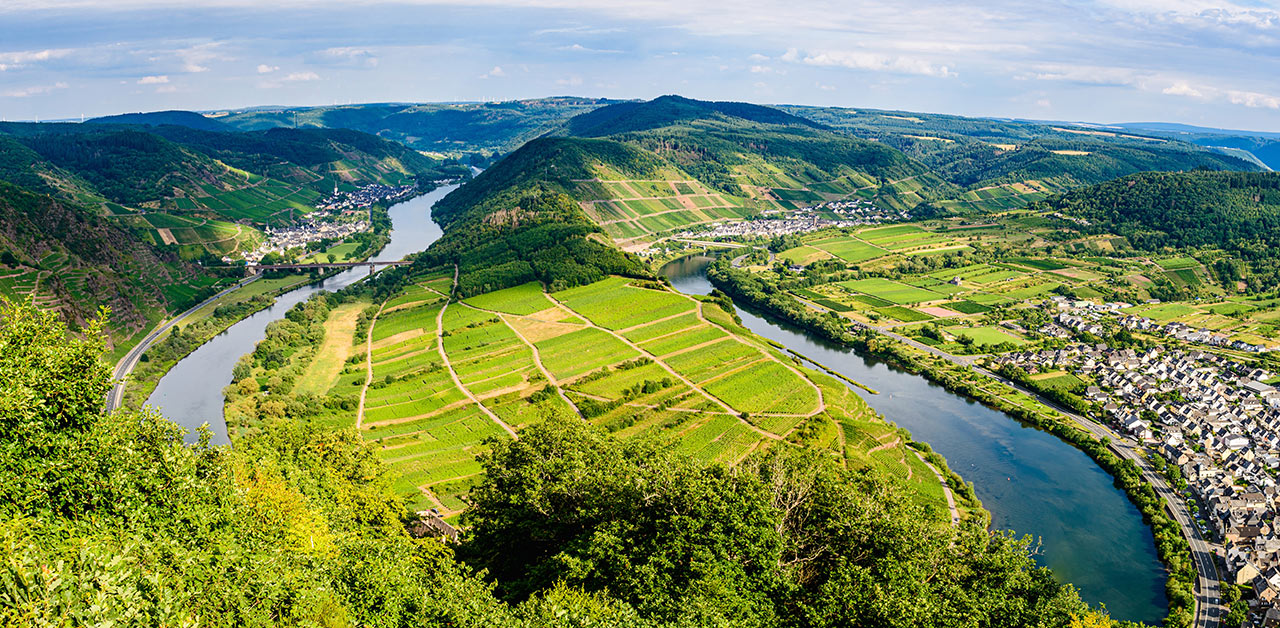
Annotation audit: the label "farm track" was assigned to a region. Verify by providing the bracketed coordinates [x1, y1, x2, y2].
[459, 302, 584, 419]
[435, 267, 517, 439]
[355, 301, 386, 430]
[543, 291, 787, 442]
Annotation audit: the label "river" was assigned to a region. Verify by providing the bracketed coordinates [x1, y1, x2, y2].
[659, 255, 1168, 625]
[146, 183, 455, 446]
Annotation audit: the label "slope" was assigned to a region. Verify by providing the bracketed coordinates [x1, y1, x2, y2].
[782, 104, 1261, 213]
[215, 97, 614, 156]
[88, 109, 233, 132]
[0, 180, 220, 351]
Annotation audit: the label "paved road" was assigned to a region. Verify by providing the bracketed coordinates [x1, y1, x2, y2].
[106, 275, 260, 412]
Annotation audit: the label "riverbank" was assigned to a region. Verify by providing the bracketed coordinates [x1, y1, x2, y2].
[704, 257, 1193, 627]
[118, 194, 421, 412]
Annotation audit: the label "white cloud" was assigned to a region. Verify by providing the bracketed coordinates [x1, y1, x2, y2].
[4, 81, 68, 98]
[1162, 81, 1204, 98]
[155, 85, 178, 93]
[0, 48, 72, 71]
[283, 71, 319, 81]
[479, 65, 505, 79]
[560, 43, 622, 54]
[794, 49, 953, 78]
[815, 81, 836, 91]
[317, 46, 378, 67]
[257, 64, 278, 73]
[749, 65, 772, 74]
[137, 75, 168, 84]
[748, 53, 770, 62]
[556, 75, 583, 87]
[1226, 89, 1280, 109]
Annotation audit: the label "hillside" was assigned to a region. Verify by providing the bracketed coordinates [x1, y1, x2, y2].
[783, 104, 1261, 213]
[425, 96, 957, 251]
[215, 97, 613, 156]
[0, 180, 217, 348]
[89, 109, 232, 132]
[0, 122, 465, 350]
[1040, 170, 1280, 265]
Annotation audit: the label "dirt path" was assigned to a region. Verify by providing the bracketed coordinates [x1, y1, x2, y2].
[543, 292, 783, 442]
[911, 449, 961, 526]
[355, 301, 386, 429]
[460, 302, 584, 419]
[438, 267, 517, 439]
[866, 436, 902, 454]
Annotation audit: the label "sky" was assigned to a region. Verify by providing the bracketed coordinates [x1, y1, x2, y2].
[2, 0, 1280, 131]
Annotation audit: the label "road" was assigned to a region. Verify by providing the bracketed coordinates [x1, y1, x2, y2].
[982, 367, 1223, 628]
[106, 275, 260, 412]
[946, 351, 1223, 628]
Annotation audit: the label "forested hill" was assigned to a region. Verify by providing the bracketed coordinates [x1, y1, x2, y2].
[0, 121, 465, 349]
[1038, 171, 1280, 284]
[88, 109, 232, 132]
[782, 104, 1260, 195]
[418, 137, 654, 296]
[563, 94, 825, 137]
[215, 97, 614, 155]
[0, 181, 203, 336]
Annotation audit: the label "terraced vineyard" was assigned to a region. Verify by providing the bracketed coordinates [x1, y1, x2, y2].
[261, 271, 956, 521]
[574, 177, 757, 242]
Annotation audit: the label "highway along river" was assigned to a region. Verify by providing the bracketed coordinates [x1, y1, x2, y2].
[660, 255, 1168, 625]
[147, 182, 455, 447]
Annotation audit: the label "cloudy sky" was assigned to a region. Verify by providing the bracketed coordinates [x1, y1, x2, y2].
[2, 0, 1279, 131]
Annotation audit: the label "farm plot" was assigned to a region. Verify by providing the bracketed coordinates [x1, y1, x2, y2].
[944, 325, 1027, 347]
[809, 237, 889, 263]
[839, 278, 944, 305]
[556, 277, 693, 329]
[703, 361, 819, 417]
[463, 281, 554, 315]
[536, 327, 640, 381]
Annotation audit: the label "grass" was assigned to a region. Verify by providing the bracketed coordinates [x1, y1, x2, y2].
[463, 282, 554, 315]
[944, 325, 1027, 347]
[876, 306, 934, 322]
[295, 302, 365, 395]
[839, 278, 943, 305]
[556, 277, 693, 330]
[810, 237, 889, 263]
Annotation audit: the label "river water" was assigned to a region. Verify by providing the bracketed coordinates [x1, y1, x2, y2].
[146, 183, 455, 446]
[659, 255, 1168, 625]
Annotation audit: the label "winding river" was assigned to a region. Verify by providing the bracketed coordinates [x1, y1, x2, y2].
[146, 183, 455, 446]
[660, 255, 1168, 625]
[148, 190, 1167, 623]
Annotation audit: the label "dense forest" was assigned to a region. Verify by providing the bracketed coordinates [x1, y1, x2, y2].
[1038, 171, 1280, 286]
[782, 104, 1259, 192]
[421, 137, 654, 295]
[1, 301, 1112, 627]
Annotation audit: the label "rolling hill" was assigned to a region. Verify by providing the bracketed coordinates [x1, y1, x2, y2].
[780, 104, 1261, 212]
[0, 121, 466, 349]
[214, 97, 614, 156]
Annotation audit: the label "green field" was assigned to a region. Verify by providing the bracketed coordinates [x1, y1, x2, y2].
[839, 278, 944, 305]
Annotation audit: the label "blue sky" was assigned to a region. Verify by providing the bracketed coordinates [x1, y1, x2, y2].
[2, 0, 1280, 131]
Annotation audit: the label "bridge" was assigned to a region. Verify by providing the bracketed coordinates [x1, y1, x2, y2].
[249, 260, 413, 274]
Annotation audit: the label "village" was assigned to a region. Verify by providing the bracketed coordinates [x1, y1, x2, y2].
[989, 300, 1280, 624]
[237, 216, 370, 265]
[668, 197, 911, 242]
[315, 182, 419, 212]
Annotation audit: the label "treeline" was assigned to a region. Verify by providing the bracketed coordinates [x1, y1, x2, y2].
[1037, 171, 1280, 288]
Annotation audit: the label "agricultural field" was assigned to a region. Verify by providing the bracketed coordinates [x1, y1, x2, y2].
[254, 271, 947, 520]
[574, 176, 759, 242]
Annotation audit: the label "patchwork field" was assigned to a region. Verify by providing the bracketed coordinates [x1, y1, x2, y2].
[260, 271, 945, 520]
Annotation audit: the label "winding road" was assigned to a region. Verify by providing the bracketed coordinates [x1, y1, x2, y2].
[106, 275, 260, 412]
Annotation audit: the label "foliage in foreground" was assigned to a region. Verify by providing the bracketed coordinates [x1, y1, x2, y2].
[0, 299, 1112, 627]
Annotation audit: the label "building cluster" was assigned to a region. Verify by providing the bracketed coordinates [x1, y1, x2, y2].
[316, 182, 418, 212]
[237, 217, 370, 265]
[810, 198, 910, 223]
[1048, 211, 1092, 227]
[991, 343, 1280, 621]
[1043, 296, 1271, 353]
